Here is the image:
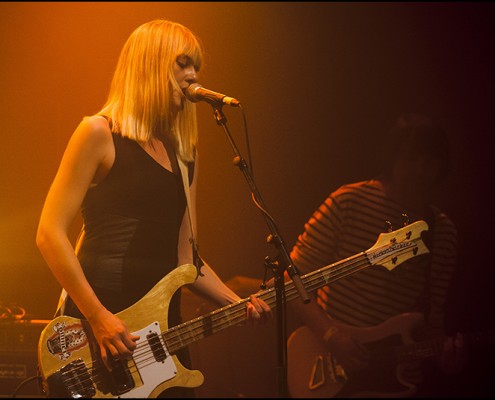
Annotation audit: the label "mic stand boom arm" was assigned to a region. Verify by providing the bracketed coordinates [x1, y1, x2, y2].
[210, 105, 310, 398]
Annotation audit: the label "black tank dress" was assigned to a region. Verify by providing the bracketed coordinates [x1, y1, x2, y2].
[63, 133, 196, 395]
[64, 132, 190, 321]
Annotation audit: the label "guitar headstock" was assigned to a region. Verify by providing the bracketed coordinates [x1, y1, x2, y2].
[365, 220, 430, 271]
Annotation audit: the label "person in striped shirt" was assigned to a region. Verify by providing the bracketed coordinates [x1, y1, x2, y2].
[288, 113, 466, 396]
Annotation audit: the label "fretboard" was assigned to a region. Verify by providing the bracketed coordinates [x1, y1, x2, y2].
[162, 252, 370, 354]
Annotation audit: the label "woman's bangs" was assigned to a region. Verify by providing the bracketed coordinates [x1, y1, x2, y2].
[179, 34, 203, 71]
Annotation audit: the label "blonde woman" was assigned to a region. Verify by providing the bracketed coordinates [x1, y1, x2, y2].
[36, 19, 271, 397]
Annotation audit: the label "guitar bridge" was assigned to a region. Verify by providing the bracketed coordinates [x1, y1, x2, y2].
[328, 354, 347, 383]
[45, 356, 136, 398]
[46, 358, 96, 398]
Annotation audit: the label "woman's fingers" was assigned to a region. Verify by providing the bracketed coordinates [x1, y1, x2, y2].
[246, 295, 272, 325]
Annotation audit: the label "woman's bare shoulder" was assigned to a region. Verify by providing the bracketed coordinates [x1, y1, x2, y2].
[66, 116, 113, 151]
[78, 115, 112, 138]
[62, 116, 114, 164]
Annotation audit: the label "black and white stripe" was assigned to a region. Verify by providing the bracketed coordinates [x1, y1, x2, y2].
[290, 180, 457, 329]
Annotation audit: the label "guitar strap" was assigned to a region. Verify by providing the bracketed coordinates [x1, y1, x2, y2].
[177, 152, 205, 277]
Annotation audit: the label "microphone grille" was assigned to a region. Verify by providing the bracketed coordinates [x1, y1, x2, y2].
[185, 83, 202, 102]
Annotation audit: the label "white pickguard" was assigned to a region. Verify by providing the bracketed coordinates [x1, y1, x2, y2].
[120, 321, 177, 398]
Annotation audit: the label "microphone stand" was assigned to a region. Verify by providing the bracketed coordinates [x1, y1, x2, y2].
[210, 104, 310, 398]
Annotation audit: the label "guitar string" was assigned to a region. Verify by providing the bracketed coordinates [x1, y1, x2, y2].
[58, 241, 419, 393]
[163, 233, 418, 354]
[59, 245, 408, 393]
[58, 241, 411, 392]
[58, 254, 368, 392]
[59, 254, 374, 392]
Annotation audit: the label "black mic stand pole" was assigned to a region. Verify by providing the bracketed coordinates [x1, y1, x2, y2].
[210, 105, 310, 398]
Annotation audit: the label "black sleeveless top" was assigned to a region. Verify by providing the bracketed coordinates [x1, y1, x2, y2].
[64, 133, 192, 329]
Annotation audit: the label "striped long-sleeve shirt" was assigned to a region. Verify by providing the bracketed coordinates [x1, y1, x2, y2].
[290, 179, 457, 331]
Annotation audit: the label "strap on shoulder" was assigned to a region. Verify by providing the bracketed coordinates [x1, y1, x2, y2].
[177, 155, 204, 276]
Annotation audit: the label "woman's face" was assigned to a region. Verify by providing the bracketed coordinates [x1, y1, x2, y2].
[172, 54, 198, 112]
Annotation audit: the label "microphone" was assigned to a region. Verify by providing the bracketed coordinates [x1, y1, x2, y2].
[185, 83, 240, 107]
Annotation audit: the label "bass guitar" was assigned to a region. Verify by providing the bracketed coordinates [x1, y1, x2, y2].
[288, 313, 495, 398]
[38, 220, 429, 398]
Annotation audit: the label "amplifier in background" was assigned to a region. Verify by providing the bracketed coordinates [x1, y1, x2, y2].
[0, 319, 49, 397]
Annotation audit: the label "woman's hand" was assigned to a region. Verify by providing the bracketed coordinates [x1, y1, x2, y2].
[245, 295, 272, 326]
[89, 309, 140, 371]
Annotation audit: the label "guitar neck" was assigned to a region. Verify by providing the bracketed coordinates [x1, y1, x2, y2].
[396, 337, 444, 362]
[162, 222, 428, 354]
[162, 252, 370, 354]
[397, 329, 495, 362]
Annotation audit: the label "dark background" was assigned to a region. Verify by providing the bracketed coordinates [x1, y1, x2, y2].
[1, 2, 494, 397]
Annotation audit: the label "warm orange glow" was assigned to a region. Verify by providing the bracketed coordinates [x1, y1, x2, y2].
[1, 2, 494, 397]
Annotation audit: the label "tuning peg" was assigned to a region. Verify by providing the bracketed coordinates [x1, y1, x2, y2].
[401, 213, 410, 226]
[385, 220, 393, 233]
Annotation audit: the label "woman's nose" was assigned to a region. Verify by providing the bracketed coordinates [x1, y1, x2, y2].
[186, 66, 198, 84]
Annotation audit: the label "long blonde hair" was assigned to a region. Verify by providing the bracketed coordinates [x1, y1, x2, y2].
[97, 19, 203, 161]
